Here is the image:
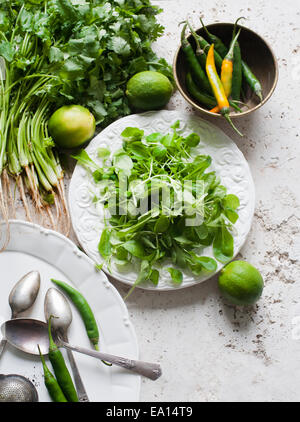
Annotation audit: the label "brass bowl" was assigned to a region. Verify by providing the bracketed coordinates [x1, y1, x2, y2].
[173, 22, 279, 118]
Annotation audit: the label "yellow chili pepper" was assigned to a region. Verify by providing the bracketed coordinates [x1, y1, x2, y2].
[206, 44, 243, 136]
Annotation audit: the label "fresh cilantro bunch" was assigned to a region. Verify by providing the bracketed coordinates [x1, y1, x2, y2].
[74, 121, 240, 293]
[0, 0, 172, 237]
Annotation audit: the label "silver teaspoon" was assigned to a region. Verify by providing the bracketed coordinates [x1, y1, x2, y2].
[1, 318, 162, 381]
[0, 271, 40, 358]
[44, 288, 89, 402]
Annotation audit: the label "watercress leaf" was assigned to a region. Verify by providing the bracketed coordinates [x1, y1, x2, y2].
[145, 133, 163, 143]
[154, 215, 170, 233]
[150, 269, 159, 285]
[113, 153, 133, 175]
[98, 228, 111, 258]
[93, 169, 103, 182]
[194, 224, 209, 240]
[136, 260, 152, 284]
[213, 224, 234, 263]
[160, 133, 174, 148]
[167, 267, 183, 284]
[72, 150, 99, 171]
[98, 147, 110, 158]
[173, 235, 194, 245]
[170, 120, 180, 130]
[190, 254, 218, 272]
[152, 144, 167, 160]
[185, 133, 200, 147]
[224, 207, 239, 224]
[121, 127, 144, 141]
[125, 142, 148, 159]
[122, 239, 145, 259]
[224, 194, 240, 210]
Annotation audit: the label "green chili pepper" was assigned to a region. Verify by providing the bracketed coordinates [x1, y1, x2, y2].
[50, 279, 112, 367]
[187, 23, 223, 71]
[181, 23, 212, 94]
[51, 279, 99, 348]
[38, 344, 68, 403]
[187, 21, 207, 70]
[231, 17, 244, 101]
[241, 60, 263, 101]
[186, 72, 217, 108]
[47, 316, 79, 402]
[186, 72, 242, 113]
[200, 17, 228, 58]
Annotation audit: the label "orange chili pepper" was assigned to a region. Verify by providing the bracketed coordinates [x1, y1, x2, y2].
[209, 106, 220, 113]
[221, 29, 241, 98]
[206, 44, 243, 136]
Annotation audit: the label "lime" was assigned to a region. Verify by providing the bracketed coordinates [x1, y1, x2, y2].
[218, 260, 264, 306]
[48, 105, 95, 149]
[126, 71, 173, 111]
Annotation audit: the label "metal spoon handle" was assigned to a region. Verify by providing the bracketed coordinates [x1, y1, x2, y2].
[62, 333, 89, 402]
[59, 339, 162, 381]
[0, 338, 7, 358]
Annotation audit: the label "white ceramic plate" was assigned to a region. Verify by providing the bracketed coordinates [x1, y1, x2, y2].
[69, 110, 255, 291]
[0, 220, 140, 402]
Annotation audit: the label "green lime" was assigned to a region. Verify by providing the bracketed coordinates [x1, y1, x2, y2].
[218, 260, 264, 306]
[126, 71, 173, 111]
[48, 105, 95, 149]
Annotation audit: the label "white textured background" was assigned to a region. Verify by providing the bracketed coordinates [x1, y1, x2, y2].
[14, 0, 300, 402]
[117, 0, 300, 402]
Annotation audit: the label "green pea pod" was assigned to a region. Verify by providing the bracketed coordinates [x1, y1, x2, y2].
[181, 23, 212, 95]
[38, 344, 68, 403]
[47, 316, 79, 402]
[200, 17, 228, 58]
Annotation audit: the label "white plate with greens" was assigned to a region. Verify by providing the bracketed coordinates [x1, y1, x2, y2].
[0, 220, 140, 402]
[69, 110, 255, 291]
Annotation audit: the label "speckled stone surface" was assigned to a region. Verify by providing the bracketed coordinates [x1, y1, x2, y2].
[13, 0, 300, 402]
[124, 0, 300, 402]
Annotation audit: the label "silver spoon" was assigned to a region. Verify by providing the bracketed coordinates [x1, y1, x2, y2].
[1, 318, 162, 381]
[44, 288, 89, 402]
[0, 271, 40, 358]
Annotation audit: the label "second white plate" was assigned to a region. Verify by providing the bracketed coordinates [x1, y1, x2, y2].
[0, 220, 140, 402]
[69, 110, 255, 291]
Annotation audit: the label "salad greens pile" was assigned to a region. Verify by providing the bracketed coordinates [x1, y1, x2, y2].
[0, 0, 171, 241]
[74, 121, 240, 293]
